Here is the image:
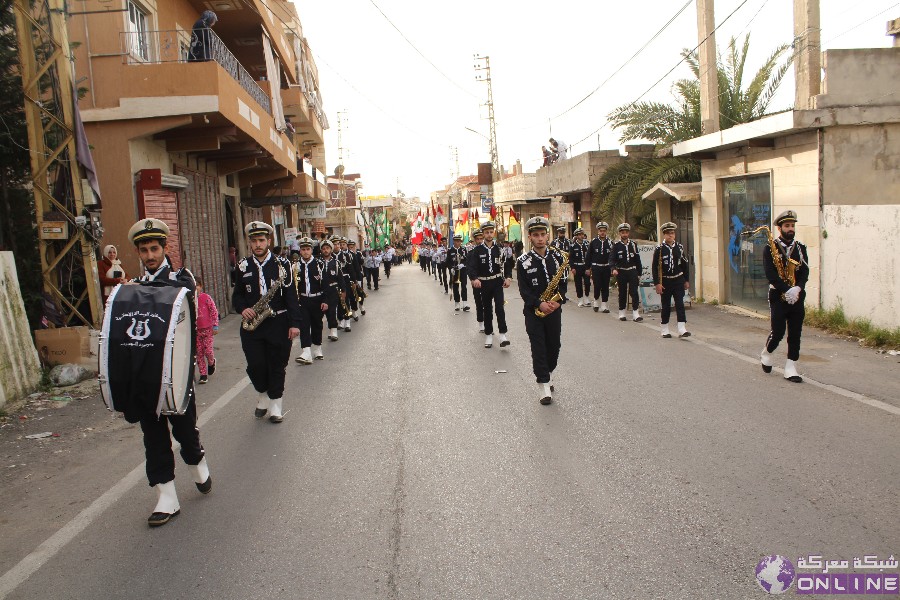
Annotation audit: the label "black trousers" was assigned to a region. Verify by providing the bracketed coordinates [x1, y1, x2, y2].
[524, 308, 562, 384]
[343, 277, 358, 311]
[766, 289, 805, 361]
[299, 295, 325, 346]
[139, 397, 204, 487]
[419, 256, 427, 271]
[384, 261, 391, 278]
[240, 313, 292, 399]
[364, 267, 380, 289]
[325, 293, 340, 328]
[573, 265, 591, 298]
[616, 269, 640, 310]
[472, 285, 484, 322]
[452, 270, 468, 302]
[479, 278, 507, 335]
[591, 266, 611, 301]
[439, 265, 448, 290]
[660, 276, 687, 324]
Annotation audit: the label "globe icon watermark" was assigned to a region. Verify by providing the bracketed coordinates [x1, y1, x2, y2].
[756, 555, 796, 594]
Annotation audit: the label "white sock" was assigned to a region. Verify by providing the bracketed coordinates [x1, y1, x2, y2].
[661, 323, 671, 336]
[761, 348, 774, 367]
[268, 397, 283, 418]
[188, 457, 210, 484]
[153, 480, 180, 514]
[256, 392, 268, 411]
[677, 322, 688, 335]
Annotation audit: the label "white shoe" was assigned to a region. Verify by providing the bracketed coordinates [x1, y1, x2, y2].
[268, 397, 283, 423]
[577, 297, 584, 307]
[539, 383, 552, 405]
[255, 392, 268, 418]
[761, 348, 774, 373]
[484, 334, 493, 348]
[312, 344, 324, 360]
[592, 299, 599, 312]
[677, 322, 690, 338]
[601, 301, 609, 313]
[353, 309, 360, 321]
[295, 347, 312, 365]
[784, 359, 803, 383]
[149, 480, 180, 526]
[478, 321, 484, 333]
[328, 328, 339, 341]
[618, 310, 626, 321]
[499, 333, 510, 347]
[188, 457, 212, 494]
[549, 371, 555, 393]
[455, 302, 460, 312]
[632, 309, 643, 322]
[661, 323, 671, 338]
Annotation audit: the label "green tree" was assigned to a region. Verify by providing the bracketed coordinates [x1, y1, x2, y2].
[594, 35, 791, 239]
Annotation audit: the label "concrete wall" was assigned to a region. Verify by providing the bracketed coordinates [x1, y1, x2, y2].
[493, 173, 538, 205]
[821, 205, 900, 329]
[0, 253, 41, 409]
[823, 124, 900, 206]
[536, 150, 626, 197]
[696, 131, 821, 308]
[816, 48, 900, 109]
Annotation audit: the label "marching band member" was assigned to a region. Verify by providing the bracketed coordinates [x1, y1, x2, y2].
[293, 237, 332, 365]
[610, 223, 643, 322]
[467, 220, 513, 348]
[652, 222, 691, 338]
[319, 238, 344, 341]
[469, 228, 485, 330]
[435, 241, 449, 293]
[549, 225, 571, 253]
[232, 221, 301, 423]
[124, 218, 211, 527]
[382, 244, 394, 279]
[517, 217, 568, 405]
[588, 221, 613, 313]
[348, 240, 366, 317]
[364, 247, 381, 291]
[337, 238, 359, 328]
[760, 210, 809, 383]
[569, 227, 591, 306]
[448, 234, 470, 312]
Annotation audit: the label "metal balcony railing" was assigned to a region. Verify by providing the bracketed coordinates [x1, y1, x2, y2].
[121, 29, 272, 115]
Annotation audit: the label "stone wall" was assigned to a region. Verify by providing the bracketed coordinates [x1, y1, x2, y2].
[0, 252, 41, 409]
[493, 173, 538, 205]
[536, 150, 627, 197]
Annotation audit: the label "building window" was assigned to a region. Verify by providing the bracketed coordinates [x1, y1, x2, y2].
[126, 1, 151, 61]
[331, 190, 339, 200]
[723, 174, 772, 313]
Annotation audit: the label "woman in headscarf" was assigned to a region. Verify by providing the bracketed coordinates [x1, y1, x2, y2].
[188, 10, 218, 62]
[99, 244, 128, 302]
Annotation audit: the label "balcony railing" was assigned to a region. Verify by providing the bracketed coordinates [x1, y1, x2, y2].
[121, 29, 272, 115]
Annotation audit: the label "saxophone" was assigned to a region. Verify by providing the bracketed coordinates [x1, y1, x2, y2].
[743, 226, 800, 300]
[242, 264, 285, 331]
[535, 250, 570, 318]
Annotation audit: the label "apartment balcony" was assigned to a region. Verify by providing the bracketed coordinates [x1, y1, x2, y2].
[80, 29, 295, 175]
[244, 170, 328, 207]
[281, 86, 324, 149]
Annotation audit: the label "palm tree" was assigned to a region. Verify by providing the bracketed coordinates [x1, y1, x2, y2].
[594, 35, 791, 238]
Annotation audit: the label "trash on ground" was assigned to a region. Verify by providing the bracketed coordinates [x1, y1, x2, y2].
[25, 432, 54, 439]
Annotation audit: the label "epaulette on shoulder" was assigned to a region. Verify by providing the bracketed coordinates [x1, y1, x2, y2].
[238, 258, 248, 273]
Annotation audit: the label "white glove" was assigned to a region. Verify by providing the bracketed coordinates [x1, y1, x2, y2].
[784, 286, 801, 304]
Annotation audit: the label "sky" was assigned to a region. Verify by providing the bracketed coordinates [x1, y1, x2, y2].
[292, 0, 896, 201]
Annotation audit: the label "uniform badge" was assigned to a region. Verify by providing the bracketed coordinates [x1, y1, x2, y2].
[238, 258, 248, 273]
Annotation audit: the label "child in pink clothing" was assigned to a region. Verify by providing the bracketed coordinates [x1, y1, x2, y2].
[195, 278, 219, 383]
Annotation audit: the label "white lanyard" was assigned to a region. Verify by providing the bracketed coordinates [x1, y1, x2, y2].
[254, 252, 272, 294]
[301, 258, 313, 295]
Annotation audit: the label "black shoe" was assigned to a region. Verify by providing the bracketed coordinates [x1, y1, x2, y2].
[196, 476, 212, 494]
[361, 309, 366, 315]
[593, 306, 599, 312]
[148, 510, 180, 527]
[269, 414, 283, 423]
[328, 335, 339, 341]
[539, 396, 552, 406]
[208, 361, 216, 376]
[634, 316, 644, 322]
[662, 334, 672, 339]
[602, 308, 610, 313]
[463, 306, 470, 312]
[550, 385, 555, 393]
[344, 326, 351, 332]
[679, 331, 691, 338]
[761, 364, 773, 374]
[619, 317, 626, 322]
[198, 375, 208, 384]
[255, 408, 268, 418]
[353, 316, 359, 322]
[786, 375, 803, 383]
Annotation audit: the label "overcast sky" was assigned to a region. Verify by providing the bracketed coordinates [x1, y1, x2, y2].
[293, 0, 896, 200]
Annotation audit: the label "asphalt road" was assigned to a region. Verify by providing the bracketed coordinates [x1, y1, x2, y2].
[2, 264, 898, 599]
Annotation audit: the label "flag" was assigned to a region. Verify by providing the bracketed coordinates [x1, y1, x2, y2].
[456, 208, 470, 243]
[411, 210, 424, 244]
[508, 206, 521, 242]
[490, 204, 497, 220]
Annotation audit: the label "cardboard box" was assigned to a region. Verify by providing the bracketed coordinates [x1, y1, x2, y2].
[33, 326, 92, 367]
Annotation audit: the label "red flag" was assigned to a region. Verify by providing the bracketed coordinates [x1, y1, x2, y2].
[490, 204, 497, 219]
[509, 206, 518, 221]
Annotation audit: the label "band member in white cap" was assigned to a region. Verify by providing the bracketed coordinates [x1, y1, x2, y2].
[122, 218, 211, 527]
[569, 227, 590, 306]
[469, 228, 485, 330]
[232, 221, 301, 422]
[293, 236, 332, 365]
[610, 223, 643, 322]
[517, 216, 568, 405]
[318, 237, 344, 341]
[467, 220, 513, 348]
[760, 210, 809, 383]
[588, 221, 613, 313]
[448, 233, 471, 312]
[652, 222, 691, 338]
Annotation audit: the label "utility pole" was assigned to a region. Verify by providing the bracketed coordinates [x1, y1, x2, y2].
[336, 110, 347, 237]
[473, 55, 499, 175]
[793, 0, 821, 110]
[696, 0, 720, 134]
[14, 0, 102, 327]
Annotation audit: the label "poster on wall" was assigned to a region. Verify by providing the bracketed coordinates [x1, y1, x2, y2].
[636, 243, 691, 312]
[283, 227, 298, 244]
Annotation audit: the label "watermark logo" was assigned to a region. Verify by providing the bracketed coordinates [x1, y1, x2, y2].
[756, 555, 796, 594]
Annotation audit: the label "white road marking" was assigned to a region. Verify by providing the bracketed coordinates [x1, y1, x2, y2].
[0, 377, 251, 599]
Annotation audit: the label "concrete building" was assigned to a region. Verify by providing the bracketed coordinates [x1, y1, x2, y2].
[493, 160, 549, 244]
[671, 43, 900, 327]
[326, 173, 362, 241]
[69, 0, 329, 314]
[536, 145, 654, 238]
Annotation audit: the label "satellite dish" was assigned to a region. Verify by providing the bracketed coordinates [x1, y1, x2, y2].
[334, 165, 345, 177]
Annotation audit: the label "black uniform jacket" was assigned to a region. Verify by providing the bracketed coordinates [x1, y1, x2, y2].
[516, 249, 569, 313]
[569, 239, 589, 266]
[651, 242, 690, 285]
[764, 237, 810, 296]
[232, 252, 302, 328]
[588, 237, 613, 266]
[466, 242, 513, 280]
[609, 239, 642, 271]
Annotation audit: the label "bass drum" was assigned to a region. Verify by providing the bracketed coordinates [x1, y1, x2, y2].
[99, 283, 196, 420]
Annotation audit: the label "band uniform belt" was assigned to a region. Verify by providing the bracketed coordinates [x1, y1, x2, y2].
[617, 266, 636, 271]
[480, 273, 503, 280]
[573, 262, 586, 267]
[274, 309, 286, 316]
[591, 263, 610, 267]
[663, 272, 684, 279]
[300, 292, 323, 297]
